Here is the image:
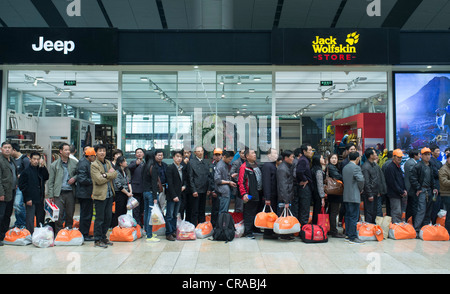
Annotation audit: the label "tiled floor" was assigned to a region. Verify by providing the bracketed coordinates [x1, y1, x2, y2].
[1, 225, 450, 274]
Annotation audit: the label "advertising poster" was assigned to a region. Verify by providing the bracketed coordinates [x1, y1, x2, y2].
[395, 72, 450, 162]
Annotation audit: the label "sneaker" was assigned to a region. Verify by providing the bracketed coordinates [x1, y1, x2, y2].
[94, 240, 108, 248]
[146, 236, 160, 242]
[349, 238, 365, 244]
[166, 234, 176, 241]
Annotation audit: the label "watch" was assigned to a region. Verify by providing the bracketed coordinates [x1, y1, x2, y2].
[102, 173, 107, 178]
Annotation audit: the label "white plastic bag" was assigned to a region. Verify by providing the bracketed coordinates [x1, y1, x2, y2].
[438, 209, 447, 218]
[126, 196, 139, 210]
[32, 225, 54, 248]
[234, 220, 244, 238]
[118, 214, 137, 228]
[150, 205, 165, 225]
[176, 219, 196, 240]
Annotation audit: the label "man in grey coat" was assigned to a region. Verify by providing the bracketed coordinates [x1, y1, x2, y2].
[342, 151, 365, 244]
[214, 151, 236, 215]
[0, 142, 17, 245]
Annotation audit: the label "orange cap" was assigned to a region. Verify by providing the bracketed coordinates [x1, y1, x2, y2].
[85, 147, 96, 156]
[421, 147, 431, 154]
[392, 149, 404, 157]
[213, 148, 223, 154]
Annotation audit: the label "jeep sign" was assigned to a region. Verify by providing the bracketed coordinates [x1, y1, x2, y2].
[32, 36, 75, 55]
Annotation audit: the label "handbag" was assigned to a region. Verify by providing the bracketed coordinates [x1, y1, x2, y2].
[273, 207, 301, 235]
[300, 224, 328, 243]
[357, 222, 384, 242]
[317, 206, 330, 233]
[419, 224, 450, 241]
[254, 204, 278, 229]
[388, 222, 416, 240]
[323, 170, 343, 195]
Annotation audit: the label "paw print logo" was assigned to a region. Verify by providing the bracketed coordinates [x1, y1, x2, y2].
[346, 32, 360, 45]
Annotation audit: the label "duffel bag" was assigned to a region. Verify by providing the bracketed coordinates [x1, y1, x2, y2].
[54, 228, 84, 246]
[273, 207, 300, 235]
[357, 222, 383, 242]
[254, 204, 278, 229]
[109, 226, 137, 242]
[419, 224, 450, 241]
[300, 224, 328, 243]
[195, 221, 213, 239]
[4, 227, 32, 246]
[388, 222, 416, 240]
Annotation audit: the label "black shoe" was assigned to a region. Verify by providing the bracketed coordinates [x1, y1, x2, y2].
[84, 236, 95, 242]
[166, 234, 176, 241]
[94, 241, 108, 248]
[102, 239, 113, 246]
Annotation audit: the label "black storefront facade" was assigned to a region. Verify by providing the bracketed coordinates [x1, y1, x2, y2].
[0, 27, 449, 161]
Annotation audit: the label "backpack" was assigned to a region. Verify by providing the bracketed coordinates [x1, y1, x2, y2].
[213, 212, 235, 242]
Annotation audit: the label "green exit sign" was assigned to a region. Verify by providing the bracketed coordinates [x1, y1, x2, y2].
[320, 81, 333, 86]
[64, 80, 77, 86]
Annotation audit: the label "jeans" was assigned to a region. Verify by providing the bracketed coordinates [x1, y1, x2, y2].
[13, 188, 26, 227]
[344, 202, 360, 240]
[165, 200, 180, 236]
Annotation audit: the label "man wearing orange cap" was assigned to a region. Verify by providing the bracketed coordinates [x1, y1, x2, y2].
[384, 149, 407, 223]
[409, 147, 438, 234]
[75, 147, 97, 241]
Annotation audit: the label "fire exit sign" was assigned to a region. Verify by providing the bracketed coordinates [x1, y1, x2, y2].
[320, 81, 333, 86]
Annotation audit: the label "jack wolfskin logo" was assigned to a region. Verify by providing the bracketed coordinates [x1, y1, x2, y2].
[346, 32, 360, 46]
[312, 31, 360, 62]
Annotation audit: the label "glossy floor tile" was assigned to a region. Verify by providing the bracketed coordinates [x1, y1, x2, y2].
[1, 228, 450, 274]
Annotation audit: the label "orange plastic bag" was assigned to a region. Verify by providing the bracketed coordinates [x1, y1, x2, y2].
[254, 204, 278, 229]
[388, 222, 416, 240]
[419, 224, 450, 241]
[109, 226, 137, 242]
[4, 227, 32, 246]
[357, 222, 383, 242]
[273, 207, 301, 235]
[195, 221, 213, 239]
[54, 228, 84, 246]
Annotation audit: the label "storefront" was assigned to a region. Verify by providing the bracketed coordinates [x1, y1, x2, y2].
[1, 27, 449, 162]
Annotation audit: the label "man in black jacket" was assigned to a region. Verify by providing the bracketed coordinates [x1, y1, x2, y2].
[296, 143, 314, 226]
[384, 149, 407, 223]
[75, 147, 96, 240]
[128, 148, 145, 225]
[410, 147, 439, 234]
[165, 150, 187, 241]
[277, 150, 295, 241]
[18, 152, 49, 234]
[188, 146, 211, 226]
[361, 148, 386, 224]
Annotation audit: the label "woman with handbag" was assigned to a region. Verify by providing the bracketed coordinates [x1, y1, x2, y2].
[326, 154, 345, 238]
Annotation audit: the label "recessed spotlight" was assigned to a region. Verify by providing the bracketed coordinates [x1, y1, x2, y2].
[140, 77, 148, 81]
[427, 66, 432, 69]
[248, 89, 255, 92]
[253, 77, 261, 81]
[84, 97, 91, 100]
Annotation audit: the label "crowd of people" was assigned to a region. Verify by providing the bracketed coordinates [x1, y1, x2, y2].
[0, 139, 449, 247]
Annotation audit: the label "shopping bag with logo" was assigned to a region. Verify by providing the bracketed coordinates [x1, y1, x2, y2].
[300, 224, 328, 243]
[176, 219, 196, 240]
[32, 225, 55, 248]
[109, 226, 137, 242]
[54, 228, 84, 246]
[195, 221, 214, 239]
[254, 204, 278, 229]
[419, 224, 450, 241]
[357, 222, 384, 242]
[126, 196, 139, 210]
[388, 222, 416, 240]
[317, 206, 330, 233]
[273, 207, 301, 235]
[150, 205, 165, 225]
[4, 227, 32, 246]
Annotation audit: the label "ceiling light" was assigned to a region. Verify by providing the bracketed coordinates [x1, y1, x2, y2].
[140, 77, 148, 81]
[237, 76, 242, 85]
[219, 76, 224, 85]
[248, 89, 255, 93]
[253, 77, 261, 81]
[84, 97, 91, 100]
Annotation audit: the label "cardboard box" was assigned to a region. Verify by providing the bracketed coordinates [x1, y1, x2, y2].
[44, 198, 60, 221]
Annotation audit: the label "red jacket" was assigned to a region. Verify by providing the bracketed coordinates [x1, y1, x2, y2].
[238, 161, 260, 201]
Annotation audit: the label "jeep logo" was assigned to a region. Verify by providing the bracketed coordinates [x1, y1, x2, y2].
[31, 36, 75, 55]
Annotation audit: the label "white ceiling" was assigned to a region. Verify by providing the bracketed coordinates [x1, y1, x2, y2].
[7, 69, 387, 117]
[0, 0, 449, 30]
